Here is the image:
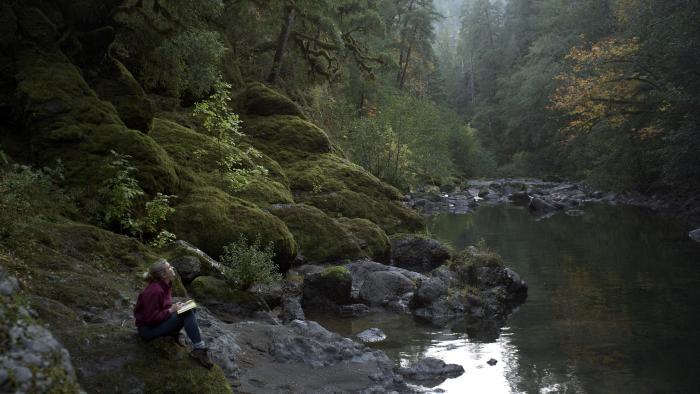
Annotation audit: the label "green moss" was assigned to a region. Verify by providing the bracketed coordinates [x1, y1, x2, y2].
[11, 221, 157, 309]
[336, 217, 390, 263]
[91, 58, 154, 132]
[150, 117, 292, 205]
[449, 243, 505, 270]
[236, 82, 305, 118]
[234, 177, 293, 207]
[243, 115, 332, 165]
[301, 189, 424, 235]
[285, 154, 401, 200]
[269, 204, 369, 263]
[15, 49, 179, 198]
[188, 276, 255, 304]
[166, 186, 297, 272]
[53, 325, 231, 394]
[320, 265, 351, 281]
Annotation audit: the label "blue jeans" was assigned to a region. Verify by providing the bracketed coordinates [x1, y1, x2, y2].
[138, 310, 203, 345]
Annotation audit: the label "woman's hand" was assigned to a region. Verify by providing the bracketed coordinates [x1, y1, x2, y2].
[169, 303, 181, 313]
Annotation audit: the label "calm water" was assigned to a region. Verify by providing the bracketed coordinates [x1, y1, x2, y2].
[313, 204, 700, 393]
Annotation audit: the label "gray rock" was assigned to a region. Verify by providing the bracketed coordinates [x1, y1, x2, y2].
[279, 297, 305, 322]
[509, 191, 531, 206]
[359, 271, 415, 306]
[689, 228, 700, 242]
[0, 267, 19, 296]
[411, 277, 447, 308]
[391, 236, 451, 273]
[170, 255, 201, 283]
[356, 328, 386, 343]
[528, 197, 557, 214]
[338, 303, 370, 317]
[565, 209, 584, 216]
[302, 269, 352, 310]
[0, 271, 80, 393]
[170, 240, 224, 275]
[487, 358, 497, 366]
[398, 357, 464, 381]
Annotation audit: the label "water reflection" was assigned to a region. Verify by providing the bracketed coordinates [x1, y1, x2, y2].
[312, 204, 700, 393]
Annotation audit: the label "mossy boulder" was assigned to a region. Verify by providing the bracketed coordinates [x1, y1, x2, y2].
[236, 82, 304, 118]
[55, 325, 232, 394]
[301, 189, 424, 235]
[14, 6, 59, 49]
[167, 187, 297, 272]
[0, 265, 82, 394]
[243, 115, 332, 164]
[302, 266, 352, 310]
[269, 204, 365, 263]
[0, 3, 18, 48]
[189, 276, 255, 304]
[12, 221, 159, 309]
[91, 57, 154, 132]
[285, 154, 401, 200]
[150, 117, 292, 205]
[15, 49, 179, 196]
[337, 218, 390, 264]
[234, 177, 293, 207]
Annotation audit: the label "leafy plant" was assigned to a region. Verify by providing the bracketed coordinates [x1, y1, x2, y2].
[193, 81, 267, 192]
[0, 162, 66, 239]
[100, 150, 144, 233]
[99, 151, 176, 241]
[220, 235, 281, 290]
[149, 230, 177, 249]
[140, 193, 177, 237]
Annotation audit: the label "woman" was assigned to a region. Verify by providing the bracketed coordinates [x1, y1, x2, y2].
[134, 259, 214, 368]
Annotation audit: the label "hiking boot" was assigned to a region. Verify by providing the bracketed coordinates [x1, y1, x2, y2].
[191, 348, 214, 369]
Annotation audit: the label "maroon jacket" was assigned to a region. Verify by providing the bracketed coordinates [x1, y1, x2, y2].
[134, 280, 172, 327]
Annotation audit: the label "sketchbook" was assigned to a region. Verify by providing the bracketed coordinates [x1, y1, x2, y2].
[176, 299, 197, 314]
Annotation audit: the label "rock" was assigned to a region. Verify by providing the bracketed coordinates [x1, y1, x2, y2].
[0, 269, 81, 393]
[390, 235, 452, 273]
[346, 260, 428, 295]
[338, 303, 369, 317]
[528, 197, 557, 214]
[170, 240, 224, 274]
[356, 328, 386, 343]
[302, 266, 352, 310]
[279, 297, 305, 322]
[398, 357, 464, 381]
[487, 358, 497, 366]
[565, 209, 584, 216]
[689, 228, 700, 242]
[170, 255, 201, 284]
[359, 271, 416, 307]
[509, 191, 531, 206]
[411, 277, 447, 308]
[16, 7, 58, 49]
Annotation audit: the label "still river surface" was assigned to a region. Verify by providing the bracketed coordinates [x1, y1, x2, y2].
[312, 203, 700, 393]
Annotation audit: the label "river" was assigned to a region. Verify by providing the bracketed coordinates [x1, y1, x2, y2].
[313, 203, 700, 393]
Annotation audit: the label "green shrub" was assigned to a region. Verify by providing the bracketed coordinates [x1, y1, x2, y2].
[193, 81, 267, 192]
[220, 235, 282, 290]
[0, 162, 66, 239]
[449, 239, 504, 270]
[99, 150, 144, 232]
[99, 151, 177, 241]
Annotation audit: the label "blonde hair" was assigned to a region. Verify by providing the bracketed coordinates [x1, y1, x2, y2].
[143, 259, 169, 283]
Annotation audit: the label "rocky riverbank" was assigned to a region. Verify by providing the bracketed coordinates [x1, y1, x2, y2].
[407, 179, 700, 231]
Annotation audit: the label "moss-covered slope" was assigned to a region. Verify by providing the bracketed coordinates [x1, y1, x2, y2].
[2, 222, 232, 393]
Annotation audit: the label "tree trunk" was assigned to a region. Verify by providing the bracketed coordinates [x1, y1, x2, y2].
[267, 6, 296, 84]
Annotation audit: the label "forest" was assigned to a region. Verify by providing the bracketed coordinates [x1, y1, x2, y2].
[96, 0, 699, 193]
[1, 0, 700, 393]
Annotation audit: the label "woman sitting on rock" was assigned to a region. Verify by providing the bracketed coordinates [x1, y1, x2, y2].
[134, 259, 213, 368]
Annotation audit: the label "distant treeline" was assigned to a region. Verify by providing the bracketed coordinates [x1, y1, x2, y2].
[110, 0, 699, 192]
